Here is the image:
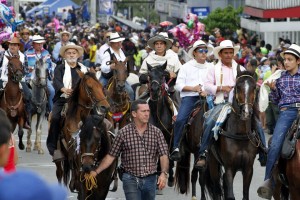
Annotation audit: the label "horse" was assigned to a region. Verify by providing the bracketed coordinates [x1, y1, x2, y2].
[25, 57, 48, 154]
[175, 98, 208, 200]
[147, 61, 175, 187]
[205, 67, 260, 200]
[53, 70, 110, 189]
[75, 114, 117, 200]
[0, 56, 27, 150]
[106, 58, 131, 133]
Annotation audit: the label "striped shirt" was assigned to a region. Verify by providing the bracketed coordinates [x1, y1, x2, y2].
[109, 123, 168, 177]
[270, 68, 300, 108]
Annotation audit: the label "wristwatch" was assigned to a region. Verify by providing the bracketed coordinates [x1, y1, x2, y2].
[161, 171, 168, 177]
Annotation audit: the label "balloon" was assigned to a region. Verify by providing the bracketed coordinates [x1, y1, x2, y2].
[0, 31, 11, 44]
[9, 6, 15, 17]
[0, 19, 6, 28]
[0, 0, 6, 5]
[0, 3, 23, 32]
[187, 20, 194, 29]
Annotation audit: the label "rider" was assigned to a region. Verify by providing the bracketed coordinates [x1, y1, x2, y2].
[99, 32, 134, 100]
[24, 35, 55, 113]
[46, 43, 88, 161]
[139, 34, 182, 106]
[52, 30, 72, 65]
[170, 40, 213, 161]
[257, 44, 300, 199]
[0, 37, 31, 129]
[194, 40, 267, 168]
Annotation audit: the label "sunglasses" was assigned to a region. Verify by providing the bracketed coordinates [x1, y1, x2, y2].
[197, 48, 208, 53]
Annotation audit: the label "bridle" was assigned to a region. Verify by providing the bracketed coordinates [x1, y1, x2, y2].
[8, 62, 23, 83]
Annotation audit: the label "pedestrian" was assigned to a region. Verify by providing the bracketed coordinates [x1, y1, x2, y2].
[257, 44, 300, 199]
[3, 133, 18, 173]
[90, 99, 169, 200]
[0, 108, 11, 170]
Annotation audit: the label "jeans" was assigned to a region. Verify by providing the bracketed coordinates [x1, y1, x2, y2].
[265, 107, 298, 180]
[47, 81, 54, 111]
[122, 173, 157, 200]
[173, 96, 199, 148]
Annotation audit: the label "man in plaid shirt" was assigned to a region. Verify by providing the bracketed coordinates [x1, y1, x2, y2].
[91, 99, 169, 200]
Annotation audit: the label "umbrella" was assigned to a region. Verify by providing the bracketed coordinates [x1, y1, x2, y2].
[160, 21, 173, 27]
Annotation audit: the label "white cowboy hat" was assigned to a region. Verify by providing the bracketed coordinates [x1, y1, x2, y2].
[147, 35, 172, 50]
[59, 42, 84, 57]
[280, 44, 300, 58]
[213, 40, 240, 59]
[188, 40, 213, 58]
[32, 35, 46, 43]
[158, 32, 173, 43]
[59, 30, 72, 39]
[109, 32, 125, 43]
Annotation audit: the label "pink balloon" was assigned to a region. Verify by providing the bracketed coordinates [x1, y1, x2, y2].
[168, 27, 178, 37]
[1, 0, 7, 5]
[9, 6, 15, 17]
[0, 31, 11, 44]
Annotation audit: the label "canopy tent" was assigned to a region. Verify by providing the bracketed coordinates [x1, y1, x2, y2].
[26, 0, 79, 17]
[110, 15, 145, 31]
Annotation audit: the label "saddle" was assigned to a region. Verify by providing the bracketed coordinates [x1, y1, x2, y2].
[187, 100, 206, 126]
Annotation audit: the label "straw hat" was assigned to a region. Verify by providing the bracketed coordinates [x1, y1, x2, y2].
[32, 35, 46, 43]
[213, 40, 240, 59]
[7, 37, 24, 51]
[280, 44, 300, 59]
[59, 30, 72, 39]
[59, 42, 84, 57]
[109, 32, 125, 43]
[188, 40, 213, 58]
[147, 35, 172, 50]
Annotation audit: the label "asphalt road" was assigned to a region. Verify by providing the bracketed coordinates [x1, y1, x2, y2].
[16, 116, 269, 200]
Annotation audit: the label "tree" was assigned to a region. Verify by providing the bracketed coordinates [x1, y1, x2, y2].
[200, 5, 243, 37]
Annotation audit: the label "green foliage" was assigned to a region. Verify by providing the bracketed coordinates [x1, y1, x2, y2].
[200, 5, 243, 37]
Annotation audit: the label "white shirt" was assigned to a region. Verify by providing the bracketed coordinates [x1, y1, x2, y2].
[96, 43, 110, 65]
[100, 47, 126, 74]
[0, 50, 25, 82]
[175, 59, 212, 98]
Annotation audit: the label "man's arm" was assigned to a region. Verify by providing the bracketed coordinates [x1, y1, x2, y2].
[157, 155, 168, 190]
[90, 154, 116, 177]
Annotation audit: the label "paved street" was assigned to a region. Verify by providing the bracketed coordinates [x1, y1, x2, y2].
[16, 116, 268, 200]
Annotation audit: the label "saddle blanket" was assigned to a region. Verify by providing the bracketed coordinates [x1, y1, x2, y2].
[212, 104, 232, 140]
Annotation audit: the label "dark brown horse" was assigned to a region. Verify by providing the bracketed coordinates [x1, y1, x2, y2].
[0, 56, 26, 150]
[76, 114, 117, 200]
[53, 70, 110, 189]
[175, 98, 208, 200]
[147, 62, 175, 187]
[106, 58, 131, 133]
[205, 67, 260, 200]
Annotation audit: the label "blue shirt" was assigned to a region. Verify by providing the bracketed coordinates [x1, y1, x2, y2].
[270, 68, 300, 108]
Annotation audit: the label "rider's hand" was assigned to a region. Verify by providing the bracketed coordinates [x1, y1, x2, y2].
[193, 85, 202, 93]
[90, 170, 97, 178]
[266, 80, 276, 90]
[169, 71, 176, 79]
[200, 91, 207, 97]
[222, 86, 233, 93]
[62, 88, 73, 96]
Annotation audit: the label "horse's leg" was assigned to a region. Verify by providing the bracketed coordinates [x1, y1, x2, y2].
[34, 114, 40, 151]
[168, 159, 175, 187]
[191, 166, 198, 200]
[35, 114, 44, 154]
[26, 123, 32, 152]
[18, 120, 25, 150]
[55, 161, 63, 183]
[223, 168, 236, 200]
[242, 167, 253, 200]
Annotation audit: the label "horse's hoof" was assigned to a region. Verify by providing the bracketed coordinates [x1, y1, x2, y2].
[33, 145, 38, 151]
[191, 196, 197, 200]
[38, 149, 44, 154]
[25, 147, 31, 152]
[168, 180, 174, 187]
[19, 142, 25, 150]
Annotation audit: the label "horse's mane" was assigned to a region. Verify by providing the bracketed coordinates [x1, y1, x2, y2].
[66, 72, 99, 118]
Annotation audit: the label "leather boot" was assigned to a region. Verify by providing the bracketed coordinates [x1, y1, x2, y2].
[194, 152, 207, 169]
[257, 179, 273, 199]
[170, 148, 180, 161]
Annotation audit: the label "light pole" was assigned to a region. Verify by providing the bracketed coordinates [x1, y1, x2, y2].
[90, 0, 96, 24]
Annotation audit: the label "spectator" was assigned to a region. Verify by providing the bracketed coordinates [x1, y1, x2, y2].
[0, 108, 11, 170]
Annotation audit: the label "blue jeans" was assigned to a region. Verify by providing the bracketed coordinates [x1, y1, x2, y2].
[265, 108, 298, 180]
[173, 96, 199, 148]
[122, 173, 157, 200]
[47, 81, 54, 111]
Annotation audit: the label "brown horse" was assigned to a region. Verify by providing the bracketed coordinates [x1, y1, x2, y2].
[106, 58, 131, 133]
[175, 98, 208, 200]
[0, 56, 26, 150]
[53, 70, 109, 189]
[205, 68, 260, 200]
[76, 114, 117, 200]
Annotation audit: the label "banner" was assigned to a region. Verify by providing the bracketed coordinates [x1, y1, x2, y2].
[98, 0, 113, 15]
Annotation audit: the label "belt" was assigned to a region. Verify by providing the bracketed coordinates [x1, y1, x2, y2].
[280, 103, 300, 111]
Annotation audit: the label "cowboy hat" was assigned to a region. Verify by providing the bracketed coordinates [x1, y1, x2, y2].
[188, 40, 213, 58]
[280, 44, 300, 59]
[213, 40, 240, 59]
[109, 32, 125, 43]
[59, 42, 84, 57]
[59, 30, 72, 39]
[7, 37, 24, 52]
[147, 35, 172, 50]
[32, 35, 46, 43]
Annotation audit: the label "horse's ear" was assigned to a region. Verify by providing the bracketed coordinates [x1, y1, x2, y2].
[237, 64, 242, 76]
[90, 67, 96, 73]
[77, 69, 84, 78]
[161, 61, 167, 71]
[146, 62, 152, 72]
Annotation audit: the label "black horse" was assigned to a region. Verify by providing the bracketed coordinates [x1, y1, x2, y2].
[75, 114, 117, 200]
[205, 67, 260, 200]
[147, 61, 175, 187]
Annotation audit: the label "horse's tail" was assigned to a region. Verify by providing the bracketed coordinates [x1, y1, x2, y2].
[174, 150, 191, 194]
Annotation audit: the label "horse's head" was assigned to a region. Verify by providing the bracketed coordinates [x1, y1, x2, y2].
[6, 55, 24, 83]
[79, 114, 106, 173]
[233, 66, 256, 120]
[77, 70, 110, 113]
[111, 57, 129, 94]
[33, 58, 47, 87]
[147, 61, 169, 101]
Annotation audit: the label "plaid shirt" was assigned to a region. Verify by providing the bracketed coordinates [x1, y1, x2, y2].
[109, 123, 168, 177]
[270, 68, 300, 108]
